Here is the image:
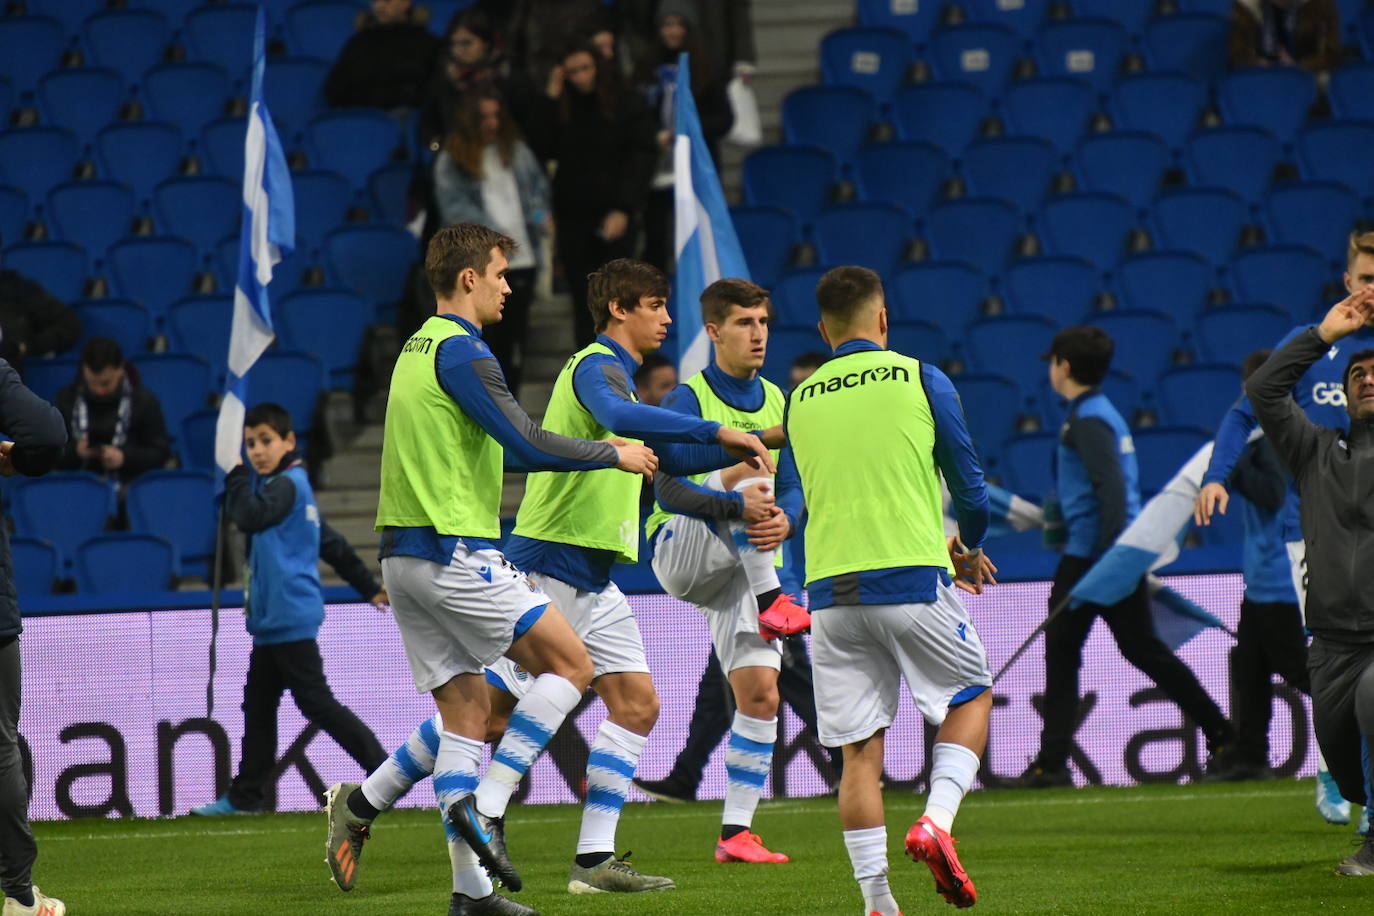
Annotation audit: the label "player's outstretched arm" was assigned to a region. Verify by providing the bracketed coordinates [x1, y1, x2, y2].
[650, 382, 773, 476]
[573, 356, 721, 444]
[607, 438, 658, 480]
[653, 472, 773, 524]
[716, 425, 777, 474]
[929, 366, 990, 550]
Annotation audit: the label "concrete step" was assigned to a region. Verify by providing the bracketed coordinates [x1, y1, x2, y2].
[325, 454, 382, 490]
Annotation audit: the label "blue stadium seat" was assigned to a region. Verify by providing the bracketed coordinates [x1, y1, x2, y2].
[855, 0, 948, 47]
[1088, 309, 1179, 384]
[132, 353, 213, 437]
[888, 260, 989, 330]
[819, 27, 915, 106]
[1001, 78, 1097, 156]
[46, 181, 134, 259]
[1039, 368, 1141, 429]
[83, 9, 172, 83]
[0, 80, 11, 135]
[1142, 13, 1229, 85]
[137, 0, 213, 21]
[2, 241, 88, 304]
[141, 63, 234, 137]
[1001, 255, 1101, 326]
[1336, 0, 1368, 41]
[1297, 120, 1374, 199]
[929, 23, 1022, 99]
[1185, 126, 1282, 206]
[741, 145, 838, 224]
[1229, 244, 1328, 320]
[1175, 0, 1232, 13]
[1110, 72, 1207, 152]
[368, 161, 411, 225]
[10, 537, 59, 597]
[154, 175, 240, 256]
[1194, 303, 1295, 365]
[729, 206, 798, 290]
[950, 372, 1026, 459]
[107, 236, 199, 328]
[29, 0, 108, 33]
[0, 127, 80, 201]
[10, 473, 116, 567]
[166, 295, 233, 386]
[308, 109, 403, 191]
[1071, 0, 1155, 36]
[1265, 180, 1361, 264]
[760, 326, 827, 387]
[37, 68, 125, 147]
[247, 349, 326, 436]
[76, 533, 178, 592]
[1158, 363, 1242, 429]
[1329, 61, 1374, 121]
[888, 319, 950, 364]
[925, 197, 1023, 278]
[1075, 131, 1170, 210]
[1361, 8, 1374, 60]
[199, 117, 248, 180]
[1151, 187, 1249, 267]
[287, 1, 362, 62]
[264, 56, 330, 140]
[781, 85, 876, 163]
[323, 223, 416, 313]
[219, 238, 316, 301]
[20, 357, 79, 403]
[95, 121, 184, 205]
[965, 0, 1052, 39]
[1218, 67, 1318, 146]
[1035, 17, 1130, 94]
[1001, 432, 1058, 499]
[962, 136, 1058, 213]
[73, 298, 151, 356]
[0, 16, 66, 95]
[813, 202, 912, 277]
[276, 288, 371, 389]
[891, 82, 990, 157]
[854, 142, 950, 219]
[1036, 191, 1135, 272]
[768, 268, 824, 330]
[1132, 426, 1211, 494]
[184, 3, 258, 77]
[290, 169, 352, 251]
[179, 409, 218, 471]
[1115, 250, 1215, 324]
[126, 470, 216, 578]
[966, 314, 1058, 388]
[0, 186, 27, 246]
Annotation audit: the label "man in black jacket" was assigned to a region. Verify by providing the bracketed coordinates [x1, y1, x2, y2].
[0, 360, 68, 915]
[1247, 286, 1374, 876]
[55, 337, 170, 485]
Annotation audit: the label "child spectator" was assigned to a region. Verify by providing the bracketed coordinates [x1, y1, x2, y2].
[191, 403, 388, 815]
[55, 337, 169, 485]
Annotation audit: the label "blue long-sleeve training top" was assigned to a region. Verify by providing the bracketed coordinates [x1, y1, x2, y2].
[1057, 387, 1140, 559]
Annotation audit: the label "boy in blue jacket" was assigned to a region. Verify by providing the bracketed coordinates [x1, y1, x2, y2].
[192, 403, 388, 815]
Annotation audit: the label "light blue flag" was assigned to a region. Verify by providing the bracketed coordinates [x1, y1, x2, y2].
[984, 482, 1043, 538]
[673, 51, 750, 378]
[214, 6, 295, 477]
[1146, 578, 1232, 650]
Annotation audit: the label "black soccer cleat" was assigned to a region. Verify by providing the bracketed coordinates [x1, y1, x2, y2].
[449, 891, 540, 915]
[448, 794, 522, 892]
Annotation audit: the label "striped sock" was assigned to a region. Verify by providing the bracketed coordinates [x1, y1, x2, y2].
[722, 712, 777, 830]
[707, 472, 781, 595]
[475, 673, 582, 819]
[360, 713, 440, 812]
[577, 720, 647, 855]
[434, 731, 492, 900]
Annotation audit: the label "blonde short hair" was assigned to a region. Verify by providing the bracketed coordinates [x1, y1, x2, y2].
[1347, 229, 1374, 268]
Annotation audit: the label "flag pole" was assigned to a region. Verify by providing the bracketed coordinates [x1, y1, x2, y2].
[992, 593, 1073, 684]
[207, 504, 227, 716]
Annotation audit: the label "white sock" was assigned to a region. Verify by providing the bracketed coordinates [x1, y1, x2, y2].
[362, 713, 440, 812]
[433, 731, 492, 899]
[475, 672, 582, 819]
[844, 825, 898, 916]
[705, 471, 781, 596]
[923, 742, 980, 834]
[722, 712, 776, 830]
[577, 720, 647, 855]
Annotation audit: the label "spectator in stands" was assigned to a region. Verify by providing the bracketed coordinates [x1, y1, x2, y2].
[325, 0, 441, 113]
[789, 351, 828, 391]
[1229, 0, 1345, 74]
[633, 1, 733, 272]
[633, 352, 677, 406]
[622, 0, 758, 100]
[506, 0, 607, 96]
[419, 8, 530, 153]
[191, 403, 388, 816]
[0, 363, 67, 916]
[527, 42, 657, 346]
[433, 86, 550, 396]
[55, 337, 169, 486]
[0, 264, 80, 377]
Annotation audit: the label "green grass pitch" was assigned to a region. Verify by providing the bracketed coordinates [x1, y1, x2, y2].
[31, 780, 1372, 914]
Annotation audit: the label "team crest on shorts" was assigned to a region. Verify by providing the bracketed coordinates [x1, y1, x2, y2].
[513, 665, 530, 681]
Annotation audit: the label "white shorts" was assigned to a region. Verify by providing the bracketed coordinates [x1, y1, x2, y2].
[485, 657, 535, 699]
[652, 516, 781, 674]
[531, 573, 649, 679]
[1286, 539, 1308, 623]
[811, 580, 992, 748]
[382, 543, 549, 693]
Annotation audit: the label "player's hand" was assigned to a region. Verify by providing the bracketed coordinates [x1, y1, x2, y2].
[758, 424, 787, 449]
[746, 506, 789, 550]
[370, 588, 389, 610]
[717, 426, 776, 474]
[948, 537, 996, 595]
[1317, 286, 1374, 343]
[0, 441, 15, 478]
[1193, 482, 1229, 526]
[610, 439, 658, 480]
[740, 481, 775, 524]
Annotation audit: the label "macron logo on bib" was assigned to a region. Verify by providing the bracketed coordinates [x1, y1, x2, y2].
[795, 364, 911, 402]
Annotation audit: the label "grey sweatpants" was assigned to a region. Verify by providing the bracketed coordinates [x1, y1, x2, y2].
[0, 636, 35, 900]
[1309, 636, 1374, 808]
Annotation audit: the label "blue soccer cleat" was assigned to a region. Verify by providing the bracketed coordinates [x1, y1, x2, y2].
[189, 794, 256, 817]
[1316, 767, 1352, 825]
[1359, 806, 1371, 836]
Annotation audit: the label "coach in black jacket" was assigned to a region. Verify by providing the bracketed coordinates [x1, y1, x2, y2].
[0, 359, 67, 912]
[1247, 287, 1374, 877]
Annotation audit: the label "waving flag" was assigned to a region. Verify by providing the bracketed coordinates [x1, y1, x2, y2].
[673, 51, 750, 379]
[214, 6, 295, 475]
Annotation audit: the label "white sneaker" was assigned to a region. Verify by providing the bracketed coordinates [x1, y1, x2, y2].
[3, 886, 66, 916]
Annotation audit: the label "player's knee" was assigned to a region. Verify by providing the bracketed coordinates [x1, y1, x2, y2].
[737, 684, 779, 719]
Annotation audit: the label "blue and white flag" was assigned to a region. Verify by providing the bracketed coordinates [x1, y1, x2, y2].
[673, 51, 750, 379]
[942, 481, 1043, 539]
[214, 6, 295, 476]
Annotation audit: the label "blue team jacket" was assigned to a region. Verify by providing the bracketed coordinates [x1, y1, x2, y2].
[247, 465, 324, 645]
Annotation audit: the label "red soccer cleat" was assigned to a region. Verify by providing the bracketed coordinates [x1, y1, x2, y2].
[905, 816, 976, 908]
[714, 831, 790, 864]
[869, 912, 905, 915]
[758, 593, 810, 641]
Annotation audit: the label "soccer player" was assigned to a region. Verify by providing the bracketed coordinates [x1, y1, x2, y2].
[372, 224, 656, 916]
[647, 278, 814, 865]
[785, 266, 994, 914]
[1195, 229, 1374, 827]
